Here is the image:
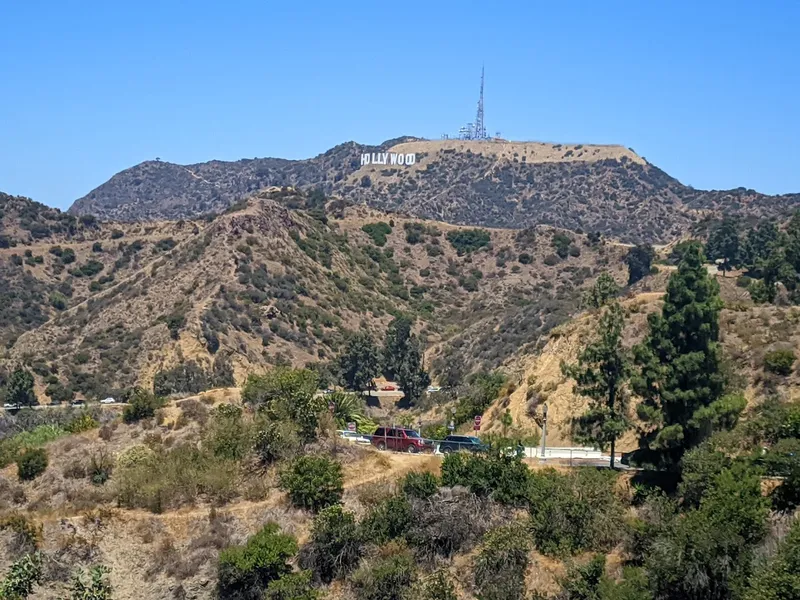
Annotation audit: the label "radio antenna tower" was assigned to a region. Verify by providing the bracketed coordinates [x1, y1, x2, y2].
[474, 66, 487, 140]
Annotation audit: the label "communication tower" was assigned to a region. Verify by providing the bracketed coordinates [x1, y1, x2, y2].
[459, 67, 490, 140]
[473, 66, 486, 140]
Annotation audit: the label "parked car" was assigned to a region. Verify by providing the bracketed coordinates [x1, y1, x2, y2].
[371, 427, 433, 453]
[2, 403, 19, 410]
[380, 385, 396, 391]
[426, 386, 441, 393]
[71, 400, 85, 407]
[337, 430, 372, 444]
[100, 397, 116, 404]
[438, 435, 488, 454]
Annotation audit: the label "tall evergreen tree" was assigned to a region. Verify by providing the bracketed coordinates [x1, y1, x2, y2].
[562, 302, 630, 468]
[338, 332, 380, 394]
[625, 244, 655, 286]
[783, 211, 800, 272]
[382, 316, 413, 380]
[631, 243, 737, 469]
[6, 368, 37, 407]
[705, 216, 741, 275]
[741, 220, 780, 271]
[396, 336, 430, 406]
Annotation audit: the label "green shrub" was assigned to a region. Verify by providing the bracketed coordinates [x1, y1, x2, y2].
[401, 471, 439, 499]
[440, 451, 529, 506]
[362, 495, 413, 543]
[155, 237, 177, 251]
[49, 292, 68, 310]
[45, 382, 74, 404]
[528, 468, 625, 556]
[446, 228, 490, 254]
[551, 232, 573, 258]
[122, 388, 161, 423]
[543, 254, 560, 266]
[68, 565, 113, 600]
[217, 523, 297, 600]
[88, 450, 113, 486]
[758, 438, 800, 476]
[350, 542, 416, 600]
[241, 368, 322, 441]
[115, 444, 237, 512]
[518, 252, 532, 264]
[264, 571, 318, 600]
[417, 570, 457, 600]
[280, 455, 343, 512]
[61, 248, 76, 264]
[0, 552, 43, 599]
[301, 505, 362, 583]
[362, 222, 393, 246]
[65, 413, 98, 434]
[474, 525, 530, 600]
[745, 518, 800, 599]
[17, 448, 48, 481]
[764, 350, 795, 376]
[678, 444, 731, 508]
[206, 404, 252, 461]
[153, 360, 209, 397]
[253, 420, 301, 465]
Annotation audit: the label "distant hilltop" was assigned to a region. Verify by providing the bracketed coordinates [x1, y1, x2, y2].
[68, 137, 800, 244]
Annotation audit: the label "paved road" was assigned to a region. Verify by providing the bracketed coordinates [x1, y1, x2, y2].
[1, 402, 127, 412]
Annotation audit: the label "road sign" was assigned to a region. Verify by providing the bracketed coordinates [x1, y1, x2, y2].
[474, 415, 482, 430]
[347, 422, 356, 432]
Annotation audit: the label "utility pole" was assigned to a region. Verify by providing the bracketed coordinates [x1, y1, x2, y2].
[539, 403, 548, 461]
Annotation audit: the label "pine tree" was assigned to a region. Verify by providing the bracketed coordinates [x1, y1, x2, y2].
[631, 242, 735, 469]
[705, 216, 741, 274]
[562, 302, 630, 468]
[338, 332, 380, 393]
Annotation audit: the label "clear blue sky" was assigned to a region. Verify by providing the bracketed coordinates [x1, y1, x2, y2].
[1, 1, 798, 209]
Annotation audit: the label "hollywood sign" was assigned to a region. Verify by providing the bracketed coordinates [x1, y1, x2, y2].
[360, 152, 417, 166]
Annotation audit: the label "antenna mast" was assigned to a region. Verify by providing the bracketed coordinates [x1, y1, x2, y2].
[474, 66, 486, 140]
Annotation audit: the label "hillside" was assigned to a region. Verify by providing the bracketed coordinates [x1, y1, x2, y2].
[1, 189, 627, 401]
[478, 269, 800, 450]
[69, 138, 800, 244]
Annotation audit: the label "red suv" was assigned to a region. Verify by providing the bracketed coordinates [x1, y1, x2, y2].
[371, 427, 433, 453]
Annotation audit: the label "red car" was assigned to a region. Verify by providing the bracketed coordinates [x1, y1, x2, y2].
[381, 385, 396, 391]
[371, 427, 433, 453]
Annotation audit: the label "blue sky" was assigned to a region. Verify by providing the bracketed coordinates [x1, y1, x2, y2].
[1, 1, 798, 209]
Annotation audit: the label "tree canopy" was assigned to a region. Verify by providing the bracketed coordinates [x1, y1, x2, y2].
[562, 301, 630, 468]
[631, 242, 738, 468]
[625, 244, 655, 285]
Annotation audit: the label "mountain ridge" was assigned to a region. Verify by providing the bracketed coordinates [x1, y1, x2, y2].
[69, 137, 800, 244]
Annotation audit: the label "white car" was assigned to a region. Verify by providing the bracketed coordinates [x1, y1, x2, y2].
[100, 397, 116, 404]
[338, 431, 372, 444]
[427, 386, 441, 393]
[3, 403, 19, 410]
